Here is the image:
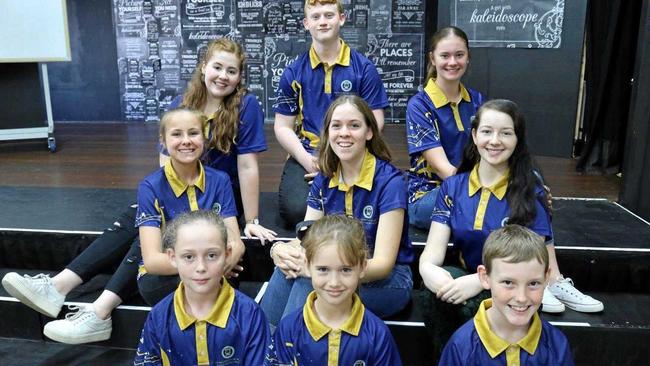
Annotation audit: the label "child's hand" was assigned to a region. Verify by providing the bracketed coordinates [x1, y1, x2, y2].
[243, 222, 277, 246]
[271, 240, 306, 277]
[437, 274, 483, 305]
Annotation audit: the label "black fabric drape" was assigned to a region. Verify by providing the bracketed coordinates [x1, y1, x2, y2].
[576, 0, 643, 174]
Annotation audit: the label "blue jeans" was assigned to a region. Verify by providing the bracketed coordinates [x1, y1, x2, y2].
[260, 264, 413, 326]
[408, 187, 439, 230]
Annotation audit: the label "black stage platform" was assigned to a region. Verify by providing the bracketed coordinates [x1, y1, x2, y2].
[1, 187, 649, 365]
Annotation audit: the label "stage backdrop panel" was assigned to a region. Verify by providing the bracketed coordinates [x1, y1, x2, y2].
[110, 0, 427, 123]
[440, 0, 587, 157]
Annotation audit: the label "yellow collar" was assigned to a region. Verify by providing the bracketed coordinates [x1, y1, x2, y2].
[328, 150, 375, 191]
[164, 159, 206, 197]
[474, 299, 541, 358]
[309, 39, 351, 69]
[468, 164, 509, 200]
[423, 79, 471, 108]
[303, 291, 365, 341]
[173, 279, 235, 330]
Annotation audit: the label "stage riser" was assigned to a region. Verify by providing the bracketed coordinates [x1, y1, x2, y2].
[2, 231, 648, 293]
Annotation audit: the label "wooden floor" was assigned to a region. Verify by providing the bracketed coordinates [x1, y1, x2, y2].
[0, 122, 621, 200]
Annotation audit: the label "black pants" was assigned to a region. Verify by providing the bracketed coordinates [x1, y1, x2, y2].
[66, 205, 140, 301]
[277, 157, 310, 229]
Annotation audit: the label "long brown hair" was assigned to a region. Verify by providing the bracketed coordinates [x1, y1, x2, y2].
[318, 95, 392, 177]
[182, 38, 247, 154]
[425, 26, 470, 84]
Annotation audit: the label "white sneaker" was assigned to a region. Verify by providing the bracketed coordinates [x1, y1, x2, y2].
[43, 305, 112, 344]
[549, 278, 604, 313]
[541, 287, 565, 313]
[2, 272, 65, 317]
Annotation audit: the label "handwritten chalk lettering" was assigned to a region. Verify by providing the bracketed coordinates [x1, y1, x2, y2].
[380, 48, 413, 57]
[238, 0, 262, 7]
[469, 8, 539, 29]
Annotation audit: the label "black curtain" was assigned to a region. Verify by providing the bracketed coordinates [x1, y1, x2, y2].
[576, 0, 643, 174]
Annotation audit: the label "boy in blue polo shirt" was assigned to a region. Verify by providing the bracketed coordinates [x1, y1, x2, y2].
[274, 0, 389, 227]
[440, 225, 574, 366]
[134, 210, 271, 365]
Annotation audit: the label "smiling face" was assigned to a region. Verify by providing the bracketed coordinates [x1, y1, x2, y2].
[303, 2, 345, 44]
[472, 108, 518, 171]
[430, 35, 469, 83]
[309, 242, 366, 310]
[168, 219, 230, 299]
[479, 257, 547, 330]
[327, 102, 373, 164]
[201, 50, 241, 102]
[161, 111, 204, 166]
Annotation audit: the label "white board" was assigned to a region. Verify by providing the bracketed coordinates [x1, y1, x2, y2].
[0, 0, 71, 62]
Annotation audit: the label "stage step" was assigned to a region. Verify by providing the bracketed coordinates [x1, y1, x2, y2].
[1, 270, 648, 366]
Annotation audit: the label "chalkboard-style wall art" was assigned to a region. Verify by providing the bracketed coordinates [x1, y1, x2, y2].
[452, 0, 565, 48]
[111, 0, 427, 123]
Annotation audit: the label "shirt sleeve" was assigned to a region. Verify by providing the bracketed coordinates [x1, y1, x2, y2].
[133, 311, 162, 366]
[306, 174, 325, 211]
[371, 323, 404, 366]
[360, 60, 389, 110]
[237, 94, 268, 154]
[406, 94, 441, 154]
[273, 65, 299, 116]
[438, 340, 463, 366]
[531, 186, 553, 243]
[243, 304, 272, 366]
[377, 169, 407, 214]
[135, 179, 162, 228]
[214, 172, 238, 219]
[431, 178, 453, 225]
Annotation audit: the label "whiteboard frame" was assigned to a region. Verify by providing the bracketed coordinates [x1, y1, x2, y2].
[0, 0, 71, 62]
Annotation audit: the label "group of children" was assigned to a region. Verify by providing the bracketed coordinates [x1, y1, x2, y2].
[0, 0, 601, 364]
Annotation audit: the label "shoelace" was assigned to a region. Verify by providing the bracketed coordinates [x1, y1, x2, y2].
[25, 274, 53, 292]
[63, 305, 94, 324]
[556, 278, 587, 298]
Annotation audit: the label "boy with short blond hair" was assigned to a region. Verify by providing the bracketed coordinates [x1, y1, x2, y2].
[274, 0, 389, 227]
[439, 225, 574, 366]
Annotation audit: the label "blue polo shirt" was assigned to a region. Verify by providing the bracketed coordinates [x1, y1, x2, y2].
[431, 164, 552, 273]
[406, 79, 484, 203]
[136, 160, 237, 230]
[440, 299, 574, 366]
[134, 280, 271, 366]
[269, 291, 403, 366]
[167, 92, 268, 187]
[273, 39, 389, 153]
[307, 150, 414, 265]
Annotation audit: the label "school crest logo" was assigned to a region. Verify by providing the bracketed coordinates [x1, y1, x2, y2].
[212, 203, 221, 214]
[363, 205, 373, 219]
[341, 79, 352, 92]
[221, 346, 235, 359]
[501, 217, 509, 227]
[353, 361, 366, 366]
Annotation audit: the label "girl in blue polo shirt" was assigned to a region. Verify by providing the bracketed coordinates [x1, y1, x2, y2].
[166, 38, 276, 244]
[418, 99, 603, 360]
[268, 215, 402, 366]
[261, 94, 413, 326]
[406, 26, 484, 230]
[136, 108, 244, 305]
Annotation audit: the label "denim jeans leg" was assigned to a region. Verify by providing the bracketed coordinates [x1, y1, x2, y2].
[408, 188, 440, 230]
[359, 264, 414, 318]
[277, 157, 310, 229]
[281, 277, 313, 319]
[260, 267, 295, 326]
